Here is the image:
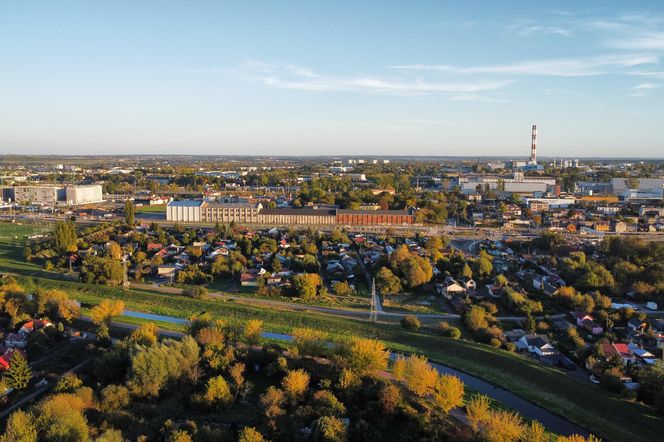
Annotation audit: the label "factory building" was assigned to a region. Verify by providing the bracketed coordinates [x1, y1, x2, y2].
[166, 200, 205, 222]
[336, 209, 413, 225]
[258, 207, 337, 225]
[455, 172, 556, 195]
[8, 184, 103, 206]
[203, 202, 262, 223]
[166, 200, 414, 226]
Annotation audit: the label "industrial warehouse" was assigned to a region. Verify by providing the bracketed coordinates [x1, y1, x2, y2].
[166, 200, 415, 226]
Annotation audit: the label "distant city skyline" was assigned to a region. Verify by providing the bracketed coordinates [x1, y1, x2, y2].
[1, 1, 663, 157]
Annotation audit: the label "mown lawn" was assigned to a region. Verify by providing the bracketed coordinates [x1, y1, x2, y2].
[10, 273, 664, 441]
[135, 204, 166, 214]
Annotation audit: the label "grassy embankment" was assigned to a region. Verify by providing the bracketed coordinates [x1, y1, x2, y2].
[2, 222, 663, 441]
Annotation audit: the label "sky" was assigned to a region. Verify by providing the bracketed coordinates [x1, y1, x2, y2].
[1, 1, 664, 158]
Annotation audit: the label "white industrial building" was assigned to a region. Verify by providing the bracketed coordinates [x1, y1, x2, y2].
[9, 184, 103, 206]
[455, 172, 556, 195]
[166, 200, 205, 222]
[64, 185, 103, 205]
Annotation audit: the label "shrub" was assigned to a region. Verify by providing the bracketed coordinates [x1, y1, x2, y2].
[204, 376, 233, 407]
[489, 338, 502, 348]
[184, 286, 208, 299]
[447, 327, 462, 339]
[281, 369, 310, 400]
[54, 373, 83, 393]
[100, 384, 130, 412]
[400, 315, 421, 330]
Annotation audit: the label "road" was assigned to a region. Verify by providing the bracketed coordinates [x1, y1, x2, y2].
[131, 282, 548, 322]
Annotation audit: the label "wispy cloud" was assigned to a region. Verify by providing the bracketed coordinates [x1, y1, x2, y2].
[629, 82, 661, 97]
[389, 54, 658, 77]
[233, 60, 512, 97]
[505, 19, 573, 38]
[590, 14, 664, 51]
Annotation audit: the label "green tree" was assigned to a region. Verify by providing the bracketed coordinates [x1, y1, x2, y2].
[343, 337, 389, 376]
[54, 373, 83, 393]
[36, 393, 90, 442]
[54, 220, 78, 253]
[238, 427, 266, 442]
[432, 374, 464, 413]
[461, 263, 473, 279]
[90, 299, 125, 339]
[204, 375, 233, 407]
[375, 267, 401, 295]
[2, 410, 38, 442]
[281, 369, 310, 400]
[464, 305, 490, 331]
[292, 327, 328, 357]
[332, 281, 352, 296]
[99, 384, 130, 412]
[313, 416, 347, 442]
[243, 320, 263, 346]
[124, 200, 135, 226]
[293, 273, 323, 300]
[6, 352, 31, 390]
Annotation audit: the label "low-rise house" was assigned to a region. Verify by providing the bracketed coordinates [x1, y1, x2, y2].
[146, 243, 163, 252]
[266, 275, 282, 286]
[156, 265, 178, 278]
[4, 333, 27, 348]
[553, 319, 575, 332]
[627, 318, 648, 333]
[441, 277, 466, 299]
[240, 272, 259, 287]
[582, 319, 603, 335]
[518, 334, 557, 357]
[504, 329, 527, 343]
[571, 312, 604, 335]
[19, 319, 54, 335]
[601, 342, 636, 364]
[628, 344, 657, 364]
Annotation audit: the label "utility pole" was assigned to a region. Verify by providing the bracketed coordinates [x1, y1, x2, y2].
[122, 257, 129, 291]
[369, 278, 378, 322]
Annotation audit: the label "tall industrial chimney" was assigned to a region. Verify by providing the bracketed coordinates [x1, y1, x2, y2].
[530, 124, 537, 164]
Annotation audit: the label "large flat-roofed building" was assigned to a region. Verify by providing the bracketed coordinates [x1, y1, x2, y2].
[611, 178, 664, 200]
[455, 173, 556, 195]
[10, 184, 103, 206]
[258, 207, 337, 225]
[13, 186, 60, 206]
[64, 185, 103, 205]
[166, 200, 205, 222]
[336, 209, 413, 225]
[202, 202, 262, 223]
[166, 200, 415, 226]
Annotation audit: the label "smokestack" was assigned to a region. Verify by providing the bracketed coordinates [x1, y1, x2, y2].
[530, 124, 537, 164]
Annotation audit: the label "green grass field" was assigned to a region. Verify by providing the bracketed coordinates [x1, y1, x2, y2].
[2, 221, 664, 441]
[135, 204, 166, 214]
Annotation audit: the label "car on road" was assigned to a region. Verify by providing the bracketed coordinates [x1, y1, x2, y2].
[589, 375, 600, 384]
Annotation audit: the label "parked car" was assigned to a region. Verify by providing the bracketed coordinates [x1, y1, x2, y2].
[589, 375, 600, 384]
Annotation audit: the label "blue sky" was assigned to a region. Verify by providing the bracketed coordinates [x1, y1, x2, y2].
[1, 1, 663, 157]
